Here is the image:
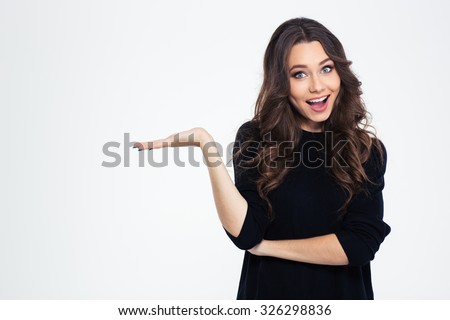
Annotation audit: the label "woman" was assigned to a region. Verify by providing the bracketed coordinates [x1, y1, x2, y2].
[134, 17, 390, 299]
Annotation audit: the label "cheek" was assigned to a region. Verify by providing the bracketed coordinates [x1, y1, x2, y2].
[289, 81, 307, 101]
[330, 75, 341, 92]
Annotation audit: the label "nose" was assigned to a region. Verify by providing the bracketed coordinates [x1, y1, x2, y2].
[309, 75, 325, 93]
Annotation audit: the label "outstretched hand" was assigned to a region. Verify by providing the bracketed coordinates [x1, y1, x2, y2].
[133, 127, 212, 151]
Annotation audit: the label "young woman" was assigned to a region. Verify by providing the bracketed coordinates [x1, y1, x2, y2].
[134, 17, 390, 300]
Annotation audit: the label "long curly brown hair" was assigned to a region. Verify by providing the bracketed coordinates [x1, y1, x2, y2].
[233, 17, 385, 219]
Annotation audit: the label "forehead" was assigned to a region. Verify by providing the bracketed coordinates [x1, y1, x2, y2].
[288, 41, 329, 67]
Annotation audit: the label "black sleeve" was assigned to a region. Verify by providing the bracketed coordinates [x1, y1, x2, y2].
[224, 121, 271, 250]
[334, 139, 391, 266]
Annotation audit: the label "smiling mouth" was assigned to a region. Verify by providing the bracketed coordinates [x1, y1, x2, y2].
[306, 95, 330, 105]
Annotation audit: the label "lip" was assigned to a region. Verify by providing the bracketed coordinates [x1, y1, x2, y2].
[308, 95, 329, 113]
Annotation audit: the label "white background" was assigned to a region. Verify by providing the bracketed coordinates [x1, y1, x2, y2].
[1, 0, 449, 299]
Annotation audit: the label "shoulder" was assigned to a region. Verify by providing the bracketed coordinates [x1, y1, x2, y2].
[235, 119, 261, 143]
[233, 120, 263, 165]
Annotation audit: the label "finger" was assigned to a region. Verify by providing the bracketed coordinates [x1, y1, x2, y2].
[132, 142, 153, 151]
[133, 140, 167, 150]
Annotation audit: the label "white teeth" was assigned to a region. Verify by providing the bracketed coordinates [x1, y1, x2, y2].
[307, 96, 328, 103]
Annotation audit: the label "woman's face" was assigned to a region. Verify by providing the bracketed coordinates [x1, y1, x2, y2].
[288, 41, 341, 132]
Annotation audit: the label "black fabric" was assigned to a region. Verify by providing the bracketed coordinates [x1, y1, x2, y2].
[225, 120, 391, 300]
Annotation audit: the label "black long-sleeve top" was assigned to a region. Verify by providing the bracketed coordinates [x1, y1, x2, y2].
[225, 120, 391, 299]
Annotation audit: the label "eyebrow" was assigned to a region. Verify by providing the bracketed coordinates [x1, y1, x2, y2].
[289, 58, 332, 71]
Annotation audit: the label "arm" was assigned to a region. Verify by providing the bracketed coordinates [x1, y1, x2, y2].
[199, 130, 249, 237]
[248, 234, 349, 266]
[202, 121, 271, 249]
[133, 124, 268, 245]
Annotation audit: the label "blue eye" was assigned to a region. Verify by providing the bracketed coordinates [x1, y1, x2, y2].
[323, 65, 334, 73]
[293, 71, 306, 79]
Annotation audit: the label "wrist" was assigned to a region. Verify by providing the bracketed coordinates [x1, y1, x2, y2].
[197, 129, 214, 149]
[260, 240, 271, 256]
[254, 240, 270, 256]
[200, 136, 214, 150]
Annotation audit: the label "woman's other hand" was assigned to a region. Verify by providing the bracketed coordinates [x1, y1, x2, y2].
[133, 127, 213, 151]
[248, 241, 266, 256]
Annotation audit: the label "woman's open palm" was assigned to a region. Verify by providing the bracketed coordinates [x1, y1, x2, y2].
[132, 127, 211, 151]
